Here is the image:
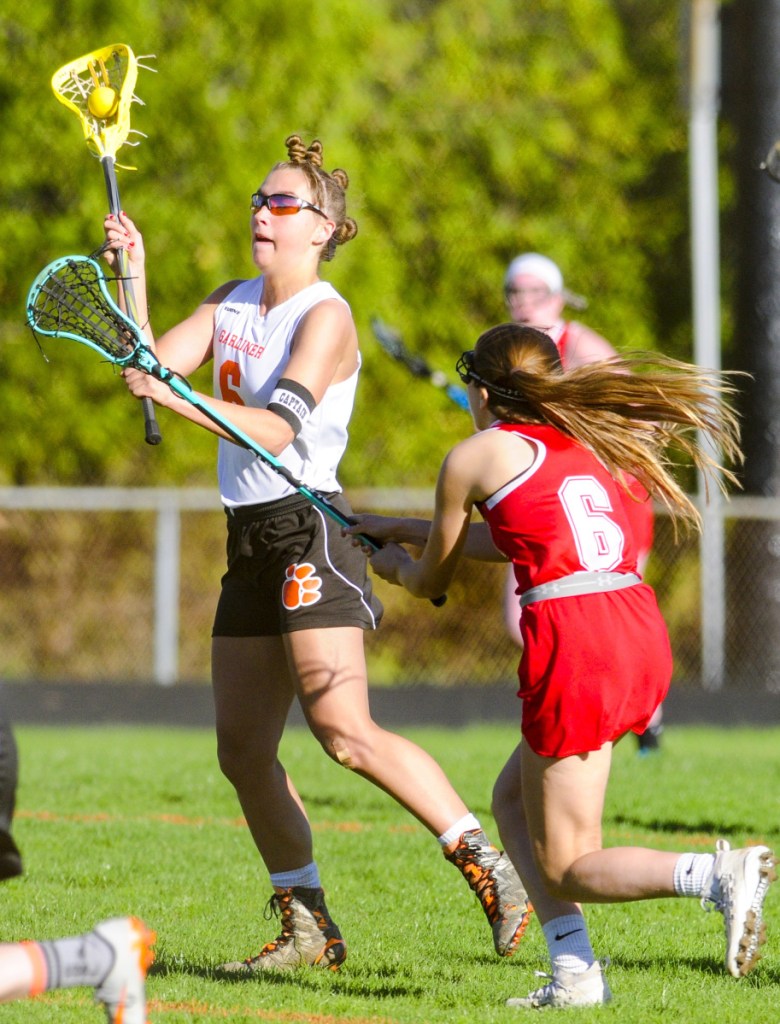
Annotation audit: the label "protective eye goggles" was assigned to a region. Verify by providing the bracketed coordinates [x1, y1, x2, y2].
[250, 192, 327, 218]
[456, 350, 525, 401]
[455, 351, 476, 384]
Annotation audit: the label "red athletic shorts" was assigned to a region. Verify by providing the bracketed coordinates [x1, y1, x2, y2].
[517, 583, 671, 758]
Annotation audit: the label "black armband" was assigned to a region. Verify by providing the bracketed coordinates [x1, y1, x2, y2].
[267, 378, 316, 436]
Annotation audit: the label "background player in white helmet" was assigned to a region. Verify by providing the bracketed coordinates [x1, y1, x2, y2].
[503, 252, 615, 367]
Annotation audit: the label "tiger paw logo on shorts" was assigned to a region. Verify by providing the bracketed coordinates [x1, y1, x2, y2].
[282, 562, 323, 609]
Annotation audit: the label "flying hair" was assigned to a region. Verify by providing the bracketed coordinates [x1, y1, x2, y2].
[466, 323, 745, 533]
[276, 134, 357, 261]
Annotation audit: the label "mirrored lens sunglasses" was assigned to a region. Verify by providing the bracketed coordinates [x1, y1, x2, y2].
[250, 192, 327, 218]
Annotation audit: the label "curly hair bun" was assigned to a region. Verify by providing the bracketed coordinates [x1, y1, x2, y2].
[330, 168, 349, 191]
[285, 134, 323, 167]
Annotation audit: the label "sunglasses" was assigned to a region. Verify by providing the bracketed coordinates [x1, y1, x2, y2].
[250, 192, 327, 218]
[504, 285, 552, 302]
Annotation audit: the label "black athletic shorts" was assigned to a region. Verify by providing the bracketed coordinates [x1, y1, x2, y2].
[212, 492, 384, 637]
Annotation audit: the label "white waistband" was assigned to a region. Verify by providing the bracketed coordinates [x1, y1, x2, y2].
[519, 571, 641, 608]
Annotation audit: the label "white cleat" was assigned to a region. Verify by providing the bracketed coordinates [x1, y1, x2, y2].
[93, 916, 156, 1024]
[506, 959, 612, 1009]
[705, 839, 777, 978]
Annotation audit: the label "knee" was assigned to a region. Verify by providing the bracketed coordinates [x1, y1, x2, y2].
[310, 723, 373, 772]
[215, 735, 246, 785]
[531, 845, 576, 900]
[492, 765, 523, 827]
[492, 774, 515, 822]
[216, 729, 275, 787]
[325, 737, 356, 769]
[317, 730, 359, 770]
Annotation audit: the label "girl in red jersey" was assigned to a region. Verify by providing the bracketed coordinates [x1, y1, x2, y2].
[349, 323, 775, 1008]
[502, 253, 662, 750]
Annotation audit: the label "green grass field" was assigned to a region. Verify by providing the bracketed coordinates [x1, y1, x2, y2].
[0, 723, 778, 1023]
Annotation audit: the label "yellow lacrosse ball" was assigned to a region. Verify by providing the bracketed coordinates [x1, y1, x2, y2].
[88, 86, 119, 119]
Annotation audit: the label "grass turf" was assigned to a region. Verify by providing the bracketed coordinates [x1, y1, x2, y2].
[0, 723, 777, 1022]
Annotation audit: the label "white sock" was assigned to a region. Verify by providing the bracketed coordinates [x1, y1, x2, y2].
[38, 932, 114, 990]
[673, 852, 716, 899]
[542, 915, 594, 975]
[438, 813, 482, 848]
[269, 862, 321, 890]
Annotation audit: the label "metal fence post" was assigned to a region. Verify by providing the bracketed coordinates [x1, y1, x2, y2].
[154, 495, 181, 686]
[690, 0, 725, 688]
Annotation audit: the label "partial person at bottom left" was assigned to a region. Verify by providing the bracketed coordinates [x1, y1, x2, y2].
[0, 708, 155, 1024]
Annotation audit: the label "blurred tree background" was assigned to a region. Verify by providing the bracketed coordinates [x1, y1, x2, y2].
[3, 1, 743, 686]
[1, 0, 691, 491]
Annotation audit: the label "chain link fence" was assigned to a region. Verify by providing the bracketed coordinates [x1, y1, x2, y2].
[0, 488, 777, 692]
[3, 5, 775, 700]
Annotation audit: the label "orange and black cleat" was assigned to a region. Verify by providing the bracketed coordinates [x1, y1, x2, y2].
[445, 829, 533, 957]
[218, 887, 346, 973]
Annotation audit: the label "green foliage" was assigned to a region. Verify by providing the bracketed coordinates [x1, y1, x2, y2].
[1, 0, 690, 486]
[4, 723, 780, 1022]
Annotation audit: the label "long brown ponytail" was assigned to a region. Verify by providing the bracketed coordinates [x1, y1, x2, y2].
[467, 323, 744, 531]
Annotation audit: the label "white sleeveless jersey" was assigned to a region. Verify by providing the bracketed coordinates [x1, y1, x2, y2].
[212, 276, 358, 506]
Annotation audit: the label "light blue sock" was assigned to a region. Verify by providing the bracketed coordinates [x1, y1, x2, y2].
[270, 862, 321, 890]
[542, 914, 594, 975]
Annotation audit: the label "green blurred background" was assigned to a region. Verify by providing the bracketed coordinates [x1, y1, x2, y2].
[2, 1, 692, 488]
[1, 2, 740, 688]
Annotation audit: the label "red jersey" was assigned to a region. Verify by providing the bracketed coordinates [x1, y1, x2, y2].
[478, 422, 671, 757]
[478, 423, 639, 595]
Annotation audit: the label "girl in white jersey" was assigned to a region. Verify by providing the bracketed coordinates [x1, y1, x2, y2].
[101, 136, 530, 972]
[349, 323, 774, 1009]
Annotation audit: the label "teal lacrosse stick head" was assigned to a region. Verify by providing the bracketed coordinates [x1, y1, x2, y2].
[26, 254, 155, 370]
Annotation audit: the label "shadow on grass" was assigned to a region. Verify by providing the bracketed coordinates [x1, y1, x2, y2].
[149, 953, 426, 998]
[610, 814, 757, 838]
[611, 950, 780, 985]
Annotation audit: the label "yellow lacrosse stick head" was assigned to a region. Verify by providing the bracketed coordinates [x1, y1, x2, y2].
[51, 43, 140, 166]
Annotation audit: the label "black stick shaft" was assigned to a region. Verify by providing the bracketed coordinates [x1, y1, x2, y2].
[102, 156, 162, 445]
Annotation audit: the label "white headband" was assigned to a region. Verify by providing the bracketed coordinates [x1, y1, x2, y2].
[504, 253, 563, 293]
[504, 252, 588, 310]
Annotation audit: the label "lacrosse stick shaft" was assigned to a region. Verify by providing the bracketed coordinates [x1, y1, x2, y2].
[102, 157, 161, 445]
[443, 383, 470, 411]
[370, 317, 469, 411]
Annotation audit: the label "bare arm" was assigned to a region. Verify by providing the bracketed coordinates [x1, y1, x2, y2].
[365, 429, 532, 599]
[124, 298, 355, 454]
[563, 322, 618, 367]
[348, 514, 507, 562]
[367, 447, 474, 600]
[104, 212, 359, 454]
